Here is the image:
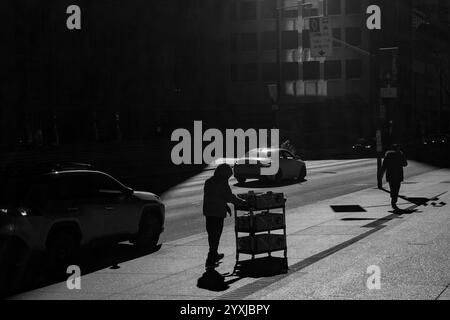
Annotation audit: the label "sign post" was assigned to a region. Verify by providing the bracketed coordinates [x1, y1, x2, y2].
[310, 17, 332, 57]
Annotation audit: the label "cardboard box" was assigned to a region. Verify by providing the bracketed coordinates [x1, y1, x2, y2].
[238, 234, 286, 254]
[236, 212, 285, 232]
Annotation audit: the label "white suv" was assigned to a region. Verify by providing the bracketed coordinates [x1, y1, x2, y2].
[0, 163, 165, 268]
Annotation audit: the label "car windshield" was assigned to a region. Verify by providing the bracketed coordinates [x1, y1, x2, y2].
[244, 149, 275, 158]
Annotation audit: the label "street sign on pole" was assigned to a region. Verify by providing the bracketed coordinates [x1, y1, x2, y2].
[310, 17, 332, 57]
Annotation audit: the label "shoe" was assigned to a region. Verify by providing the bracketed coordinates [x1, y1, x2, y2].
[215, 253, 224, 262]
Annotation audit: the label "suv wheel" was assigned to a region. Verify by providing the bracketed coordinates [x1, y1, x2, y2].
[298, 166, 307, 181]
[135, 213, 161, 249]
[47, 230, 79, 268]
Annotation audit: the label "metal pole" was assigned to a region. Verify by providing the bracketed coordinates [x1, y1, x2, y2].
[370, 30, 383, 189]
[276, 0, 283, 121]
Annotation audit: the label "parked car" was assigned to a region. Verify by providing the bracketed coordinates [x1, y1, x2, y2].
[422, 134, 450, 147]
[0, 163, 165, 266]
[352, 138, 376, 153]
[233, 148, 307, 184]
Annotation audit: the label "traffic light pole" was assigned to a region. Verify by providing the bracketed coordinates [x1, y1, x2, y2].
[370, 31, 383, 189]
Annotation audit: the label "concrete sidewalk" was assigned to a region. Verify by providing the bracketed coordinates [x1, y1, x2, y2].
[12, 169, 450, 300]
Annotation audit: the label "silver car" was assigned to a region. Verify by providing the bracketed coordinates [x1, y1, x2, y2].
[233, 148, 307, 184]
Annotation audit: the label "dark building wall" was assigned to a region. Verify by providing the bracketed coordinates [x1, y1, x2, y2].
[1, 0, 217, 147]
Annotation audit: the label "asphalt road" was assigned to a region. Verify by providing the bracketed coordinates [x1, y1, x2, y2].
[160, 158, 437, 243]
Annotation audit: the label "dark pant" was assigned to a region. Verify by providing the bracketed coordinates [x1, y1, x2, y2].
[205, 216, 224, 263]
[389, 180, 401, 206]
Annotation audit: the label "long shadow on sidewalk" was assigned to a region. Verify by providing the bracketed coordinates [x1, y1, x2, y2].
[214, 188, 449, 298]
[1, 242, 162, 298]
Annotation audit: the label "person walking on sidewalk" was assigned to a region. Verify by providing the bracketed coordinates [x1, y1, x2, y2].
[379, 144, 408, 211]
[203, 164, 247, 269]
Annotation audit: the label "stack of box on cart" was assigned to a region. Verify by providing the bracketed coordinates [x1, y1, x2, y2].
[233, 191, 288, 276]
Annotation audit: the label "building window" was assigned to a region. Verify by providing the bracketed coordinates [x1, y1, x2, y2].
[346, 59, 362, 79]
[262, 0, 277, 19]
[332, 28, 341, 47]
[283, 62, 299, 80]
[302, 30, 311, 48]
[303, 7, 319, 17]
[262, 31, 277, 50]
[282, 9, 298, 18]
[282, 31, 298, 49]
[327, 0, 341, 15]
[345, 27, 361, 46]
[262, 63, 278, 81]
[240, 1, 257, 21]
[231, 64, 238, 82]
[241, 63, 258, 81]
[230, 33, 238, 52]
[303, 61, 320, 80]
[241, 33, 257, 51]
[324, 60, 342, 79]
[230, 1, 238, 21]
[345, 0, 361, 14]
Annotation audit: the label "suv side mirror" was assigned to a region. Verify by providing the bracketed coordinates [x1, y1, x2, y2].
[124, 187, 134, 197]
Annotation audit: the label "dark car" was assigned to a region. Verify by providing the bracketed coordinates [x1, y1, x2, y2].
[351, 138, 376, 155]
[422, 134, 450, 147]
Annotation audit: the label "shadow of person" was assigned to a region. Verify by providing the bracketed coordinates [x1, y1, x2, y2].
[197, 268, 230, 292]
[389, 208, 419, 215]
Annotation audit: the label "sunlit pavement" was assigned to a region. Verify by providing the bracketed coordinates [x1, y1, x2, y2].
[8, 160, 450, 300]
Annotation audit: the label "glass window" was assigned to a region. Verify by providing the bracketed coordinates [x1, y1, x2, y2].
[303, 61, 320, 80]
[262, 0, 277, 19]
[345, 27, 361, 46]
[327, 0, 341, 15]
[324, 60, 342, 79]
[282, 9, 298, 18]
[332, 28, 342, 47]
[282, 62, 299, 80]
[91, 173, 125, 195]
[54, 175, 95, 200]
[262, 31, 277, 50]
[345, 0, 361, 14]
[282, 31, 298, 49]
[241, 64, 258, 81]
[230, 1, 238, 21]
[241, 33, 257, 51]
[281, 150, 295, 159]
[302, 30, 311, 48]
[231, 64, 238, 82]
[240, 1, 257, 21]
[230, 33, 238, 52]
[346, 59, 362, 79]
[262, 63, 278, 81]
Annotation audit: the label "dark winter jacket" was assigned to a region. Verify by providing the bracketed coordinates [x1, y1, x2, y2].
[203, 165, 246, 217]
[380, 150, 408, 182]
